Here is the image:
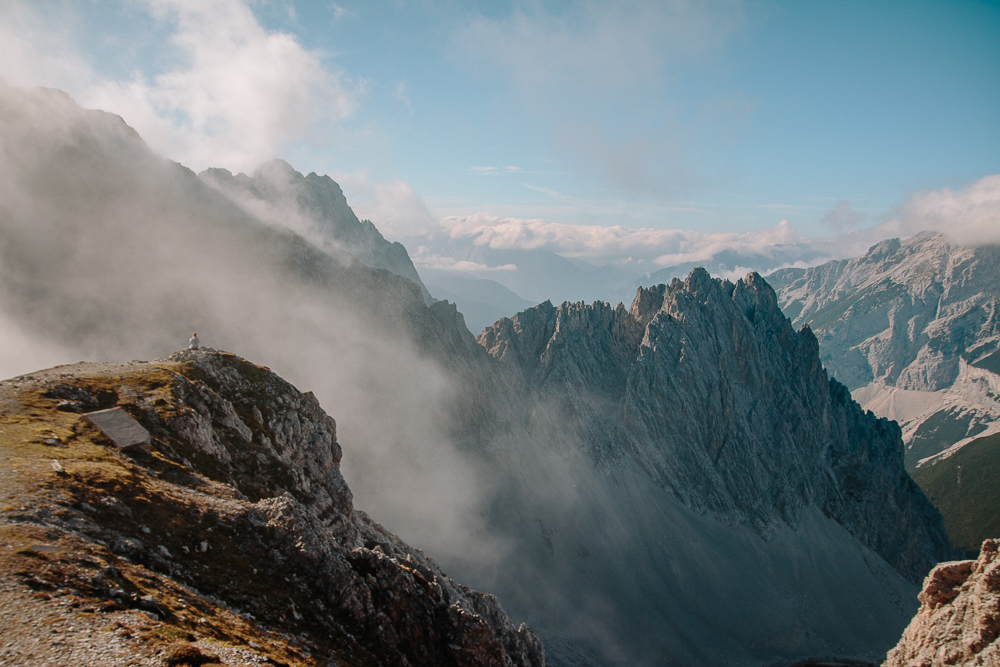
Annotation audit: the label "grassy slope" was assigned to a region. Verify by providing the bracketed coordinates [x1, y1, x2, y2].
[912, 432, 1000, 556]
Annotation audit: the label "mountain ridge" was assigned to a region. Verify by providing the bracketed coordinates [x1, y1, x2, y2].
[477, 269, 952, 580]
[767, 232, 1000, 470]
[200, 160, 434, 304]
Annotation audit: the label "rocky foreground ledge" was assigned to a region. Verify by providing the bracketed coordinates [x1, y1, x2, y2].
[883, 539, 1000, 666]
[0, 350, 545, 667]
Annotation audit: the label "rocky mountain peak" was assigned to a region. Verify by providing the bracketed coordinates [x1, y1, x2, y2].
[865, 236, 903, 261]
[478, 269, 952, 583]
[627, 282, 667, 323]
[199, 159, 432, 303]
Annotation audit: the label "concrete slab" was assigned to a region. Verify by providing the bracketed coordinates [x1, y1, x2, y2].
[83, 407, 150, 452]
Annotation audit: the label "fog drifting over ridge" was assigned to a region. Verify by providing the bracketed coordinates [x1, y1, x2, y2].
[0, 82, 964, 666]
[0, 81, 502, 568]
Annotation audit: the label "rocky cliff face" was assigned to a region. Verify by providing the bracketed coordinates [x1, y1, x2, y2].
[0, 351, 545, 666]
[459, 270, 954, 665]
[478, 269, 950, 580]
[768, 233, 1000, 469]
[883, 539, 1000, 666]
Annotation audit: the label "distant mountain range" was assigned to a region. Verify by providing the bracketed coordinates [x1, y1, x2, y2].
[768, 232, 1000, 472]
[421, 275, 534, 334]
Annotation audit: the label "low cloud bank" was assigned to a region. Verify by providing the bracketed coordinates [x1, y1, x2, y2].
[0, 81, 498, 569]
[887, 174, 1000, 246]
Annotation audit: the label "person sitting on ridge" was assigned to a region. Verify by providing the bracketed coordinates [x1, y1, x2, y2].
[189, 332, 200, 351]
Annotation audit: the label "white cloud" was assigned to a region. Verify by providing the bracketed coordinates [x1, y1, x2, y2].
[411, 253, 517, 273]
[0, 0, 362, 173]
[885, 174, 1000, 246]
[88, 0, 361, 172]
[0, 2, 92, 91]
[436, 213, 811, 267]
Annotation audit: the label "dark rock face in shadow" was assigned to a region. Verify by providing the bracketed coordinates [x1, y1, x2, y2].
[461, 271, 954, 665]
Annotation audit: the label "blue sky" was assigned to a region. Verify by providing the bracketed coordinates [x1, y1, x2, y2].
[2, 0, 999, 272]
[274, 0, 1000, 235]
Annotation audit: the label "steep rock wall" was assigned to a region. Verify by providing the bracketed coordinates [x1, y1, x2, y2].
[477, 269, 952, 583]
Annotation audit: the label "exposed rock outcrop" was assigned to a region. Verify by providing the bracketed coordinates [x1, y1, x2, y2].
[883, 539, 1000, 666]
[0, 351, 545, 667]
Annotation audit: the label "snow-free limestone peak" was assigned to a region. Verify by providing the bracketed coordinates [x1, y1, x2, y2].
[478, 269, 951, 581]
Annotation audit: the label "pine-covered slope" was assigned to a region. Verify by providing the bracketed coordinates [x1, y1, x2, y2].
[912, 432, 1000, 556]
[768, 233, 1000, 470]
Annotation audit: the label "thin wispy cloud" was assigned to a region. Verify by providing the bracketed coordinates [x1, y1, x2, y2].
[394, 80, 412, 111]
[467, 165, 522, 175]
[522, 183, 564, 198]
[451, 1, 743, 98]
[450, 1, 745, 198]
[329, 3, 355, 22]
[411, 253, 517, 273]
[554, 122, 694, 196]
